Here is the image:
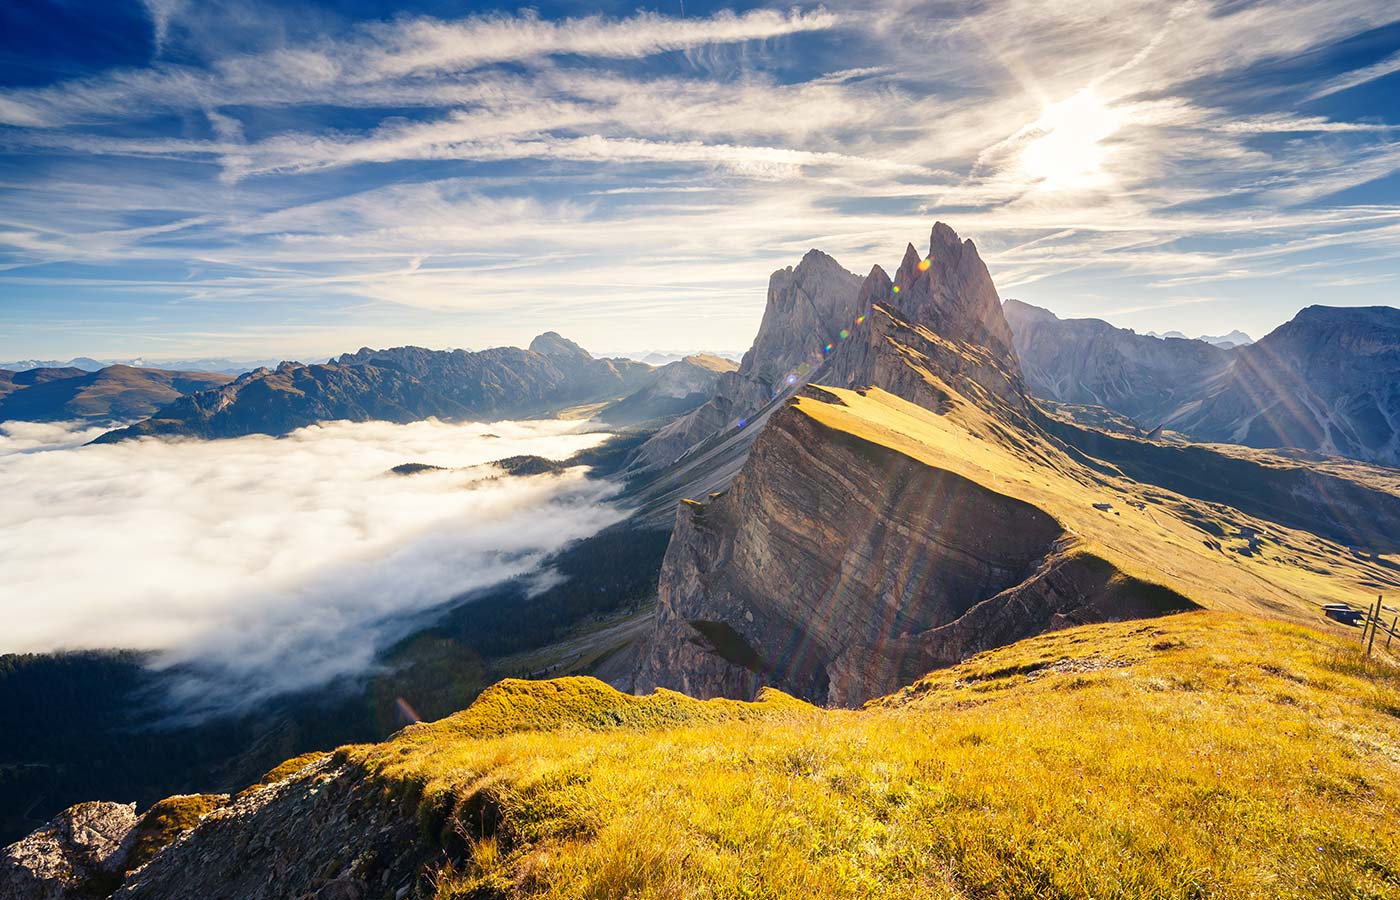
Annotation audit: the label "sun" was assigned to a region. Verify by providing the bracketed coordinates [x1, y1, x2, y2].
[1019, 88, 1125, 190]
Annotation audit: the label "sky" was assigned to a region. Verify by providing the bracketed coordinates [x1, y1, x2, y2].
[1, 0, 1398, 361]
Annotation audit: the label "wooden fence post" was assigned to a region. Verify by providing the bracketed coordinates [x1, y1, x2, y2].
[1366, 596, 1382, 656]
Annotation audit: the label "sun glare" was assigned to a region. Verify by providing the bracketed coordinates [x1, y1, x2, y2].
[1019, 88, 1125, 190]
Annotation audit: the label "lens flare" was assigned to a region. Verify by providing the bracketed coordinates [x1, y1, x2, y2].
[892, 285, 901, 293]
[839, 329, 850, 339]
[917, 258, 931, 272]
[395, 696, 421, 724]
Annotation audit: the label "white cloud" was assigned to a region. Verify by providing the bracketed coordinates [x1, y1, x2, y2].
[141, 0, 187, 53]
[1309, 48, 1400, 100]
[2, 0, 1400, 352]
[0, 418, 625, 716]
[0, 7, 839, 128]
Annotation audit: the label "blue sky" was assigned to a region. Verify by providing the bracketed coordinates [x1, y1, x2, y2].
[1, 0, 1398, 361]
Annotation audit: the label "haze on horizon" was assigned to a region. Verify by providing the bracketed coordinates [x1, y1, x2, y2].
[2, 0, 1399, 362]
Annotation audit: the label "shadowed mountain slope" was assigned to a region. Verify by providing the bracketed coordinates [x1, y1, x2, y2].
[598, 354, 736, 425]
[0, 366, 230, 424]
[1005, 300, 1400, 465]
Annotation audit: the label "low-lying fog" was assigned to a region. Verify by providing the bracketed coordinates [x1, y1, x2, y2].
[0, 418, 625, 716]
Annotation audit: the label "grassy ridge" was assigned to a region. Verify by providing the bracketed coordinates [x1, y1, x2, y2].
[794, 385, 1400, 622]
[338, 612, 1400, 899]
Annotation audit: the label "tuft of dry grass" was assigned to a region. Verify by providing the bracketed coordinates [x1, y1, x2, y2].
[124, 793, 227, 872]
[328, 611, 1400, 899]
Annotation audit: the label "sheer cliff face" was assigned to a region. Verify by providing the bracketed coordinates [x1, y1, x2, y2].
[635, 394, 1072, 704]
[633, 225, 1396, 707]
[628, 250, 863, 469]
[634, 224, 1181, 704]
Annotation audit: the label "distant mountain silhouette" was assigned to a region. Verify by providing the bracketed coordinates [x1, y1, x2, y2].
[1006, 300, 1400, 465]
[93, 335, 656, 442]
[0, 365, 231, 424]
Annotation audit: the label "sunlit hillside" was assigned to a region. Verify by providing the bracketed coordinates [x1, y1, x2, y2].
[293, 612, 1400, 899]
[794, 382, 1400, 622]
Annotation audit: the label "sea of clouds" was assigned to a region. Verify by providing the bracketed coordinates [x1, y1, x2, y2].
[0, 418, 626, 716]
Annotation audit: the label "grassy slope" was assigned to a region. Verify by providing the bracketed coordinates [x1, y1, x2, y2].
[793, 384, 1399, 624]
[337, 612, 1400, 899]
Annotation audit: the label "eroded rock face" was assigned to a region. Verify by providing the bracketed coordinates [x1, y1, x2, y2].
[628, 250, 863, 469]
[632, 224, 1197, 706]
[114, 757, 425, 900]
[1, 801, 137, 900]
[635, 402, 1069, 703]
[632, 388, 1197, 705]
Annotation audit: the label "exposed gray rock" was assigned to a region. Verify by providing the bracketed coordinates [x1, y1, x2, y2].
[599, 354, 737, 425]
[627, 249, 863, 470]
[632, 225, 1193, 706]
[1, 801, 137, 900]
[114, 756, 428, 900]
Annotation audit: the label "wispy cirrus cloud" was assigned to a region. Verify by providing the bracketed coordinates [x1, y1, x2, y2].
[0, 0, 1398, 356]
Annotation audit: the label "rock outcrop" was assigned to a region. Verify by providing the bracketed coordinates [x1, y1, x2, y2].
[1, 802, 137, 900]
[627, 250, 863, 469]
[111, 757, 427, 900]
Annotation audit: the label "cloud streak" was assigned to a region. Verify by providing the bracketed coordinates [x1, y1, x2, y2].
[0, 0, 1398, 353]
[0, 418, 625, 715]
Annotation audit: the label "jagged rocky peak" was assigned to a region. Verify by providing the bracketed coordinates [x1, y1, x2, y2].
[887, 222, 1017, 356]
[528, 331, 593, 362]
[821, 224, 1028, 416]
[740, 248, 865, 381]
[624, 249, 863, 470]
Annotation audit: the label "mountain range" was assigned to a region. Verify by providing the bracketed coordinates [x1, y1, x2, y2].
[0, 357, 283, 376]
[629, 225, 1399, 705]
[1144, 328, 1253, 347]
[0, 366, 231, 425]
[88, 335, 727, 442]
[4, 224, 1400, 899]
[1005, 299, 1400, 465]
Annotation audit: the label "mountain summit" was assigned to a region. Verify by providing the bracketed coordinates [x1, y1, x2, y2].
[633, 225, 1400, 705]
